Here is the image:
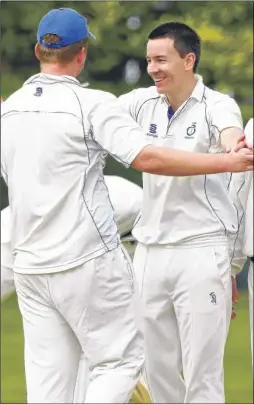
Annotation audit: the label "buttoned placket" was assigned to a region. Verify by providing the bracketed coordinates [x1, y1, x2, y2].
[162, 96, 197, 138]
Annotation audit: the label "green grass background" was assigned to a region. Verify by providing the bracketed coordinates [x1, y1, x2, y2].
[1, 292, 253, 403]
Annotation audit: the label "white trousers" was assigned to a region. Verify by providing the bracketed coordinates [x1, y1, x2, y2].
[133, 241, 232, 404]
[248, 260, 253, 371]
[73, 243, 142, 403]
[14, 246, 144, 403]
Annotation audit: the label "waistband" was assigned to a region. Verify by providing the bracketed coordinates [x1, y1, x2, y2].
[143, 233, 229, 249]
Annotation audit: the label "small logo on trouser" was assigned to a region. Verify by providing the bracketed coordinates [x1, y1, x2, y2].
[209, 292, 217, 304]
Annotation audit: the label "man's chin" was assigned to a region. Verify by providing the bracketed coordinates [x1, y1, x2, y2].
[155, 85, 167, 94]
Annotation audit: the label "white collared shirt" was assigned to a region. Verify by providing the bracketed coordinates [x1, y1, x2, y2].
[119, 75, 243, 245]
[229, 118, 253, 274]
[1, 176, 142, 274]
[1, 74, 150, 273]
[104, 176, 142, 236]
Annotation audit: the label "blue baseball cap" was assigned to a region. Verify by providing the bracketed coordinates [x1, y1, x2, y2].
[37, 8, 96, 48]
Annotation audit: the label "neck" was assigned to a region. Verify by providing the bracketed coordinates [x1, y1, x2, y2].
[166, 75, 197, 111]
[40, 63, 78, 78]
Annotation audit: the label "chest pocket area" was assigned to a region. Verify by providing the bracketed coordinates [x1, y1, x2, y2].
[171, 119, 211, 153]
[139, 102, 169, 143]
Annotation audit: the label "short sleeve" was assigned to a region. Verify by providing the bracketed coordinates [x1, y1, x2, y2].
[118, 90, 138, 121]
[118, 86, 160, 124]
[88, 93, 152, 167]
[208, 96, 243, 143]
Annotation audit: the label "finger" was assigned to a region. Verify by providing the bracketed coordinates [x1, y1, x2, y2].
[234, 141, 246, 152]
[246, 161, 254, 168]
[231, 278, 239, 304]
[233, 295, 239, 304]
[237, 147, 254, 155]
[231, 311, 237, 320]
[232, 287, 239, 303]
[244, 157, 254, 166]
[236, 291, 239, 302]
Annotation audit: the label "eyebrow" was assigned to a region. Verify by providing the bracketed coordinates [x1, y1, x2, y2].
[146, 55, 167, 59]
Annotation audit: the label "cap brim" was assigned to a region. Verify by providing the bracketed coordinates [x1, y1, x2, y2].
[88, 31, 96, 40]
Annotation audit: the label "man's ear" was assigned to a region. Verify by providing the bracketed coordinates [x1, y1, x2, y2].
[34, 43, 40, 61]
[77, 45, 88, 65]
[184, 52, 196, 72]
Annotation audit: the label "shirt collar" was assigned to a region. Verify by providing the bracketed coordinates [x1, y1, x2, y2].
[191, 74, 205, 102]
[160, 74, 205, 104]
[23, 73, 84, 86]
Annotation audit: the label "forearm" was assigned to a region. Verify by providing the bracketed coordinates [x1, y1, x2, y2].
[131, 146, 229, 176]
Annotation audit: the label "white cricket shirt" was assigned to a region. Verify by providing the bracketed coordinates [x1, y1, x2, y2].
[1, 207, 12, 271]
[104, 176, 142, 236]
[230, 118, 253, 273]
[1, 74, 151, 274]
[119, 75, 243, 245]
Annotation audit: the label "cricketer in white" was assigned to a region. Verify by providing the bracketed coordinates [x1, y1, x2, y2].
[1, 10, 253, 404]
[230, 118, 253, 371]
[1, 175, 143, 300]
[1, 175, 144, 402]
[118, 22, 252, 404]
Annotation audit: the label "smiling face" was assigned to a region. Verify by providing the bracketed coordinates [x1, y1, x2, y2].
[146, 37, 196, 94]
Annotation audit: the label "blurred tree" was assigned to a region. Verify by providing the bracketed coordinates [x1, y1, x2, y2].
[1, 1, 253, 193]
[1, 1, 253, 110]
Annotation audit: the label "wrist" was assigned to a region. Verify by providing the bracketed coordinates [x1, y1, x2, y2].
[218, 153, 229, 173]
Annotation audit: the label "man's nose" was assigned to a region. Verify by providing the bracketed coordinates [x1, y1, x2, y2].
[147, 62, 159, 75]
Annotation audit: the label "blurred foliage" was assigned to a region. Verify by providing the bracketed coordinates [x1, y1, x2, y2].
[1, 1, 253, 110]
[1, 1, 253, 191]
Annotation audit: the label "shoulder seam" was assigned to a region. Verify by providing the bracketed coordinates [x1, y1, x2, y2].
[136, 96, 160, 121]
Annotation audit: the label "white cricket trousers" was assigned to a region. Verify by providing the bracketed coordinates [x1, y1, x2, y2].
[133, 239, 232, 404]
[248, 260, 253, 371]
[73, 243, 142, 403]
[13, 246, 145, 403]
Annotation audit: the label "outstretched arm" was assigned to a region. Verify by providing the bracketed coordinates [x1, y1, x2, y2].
[89, 94, 253, 177]
[131, 145, 253, 176]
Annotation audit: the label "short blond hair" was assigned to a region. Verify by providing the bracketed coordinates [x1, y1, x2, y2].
[37, 34, 87, 64]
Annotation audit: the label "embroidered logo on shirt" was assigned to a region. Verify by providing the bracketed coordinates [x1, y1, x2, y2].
[147, 123, 158, 138]
[34, 87, 43, 97]
[185, 122, 196, 138]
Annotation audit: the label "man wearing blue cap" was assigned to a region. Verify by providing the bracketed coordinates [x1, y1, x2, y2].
[1, 9, 253, 403]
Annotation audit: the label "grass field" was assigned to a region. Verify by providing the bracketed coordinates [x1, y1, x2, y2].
[1, 291, 253, 403]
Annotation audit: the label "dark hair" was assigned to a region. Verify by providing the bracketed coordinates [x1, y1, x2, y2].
[148, 22, 201, 72]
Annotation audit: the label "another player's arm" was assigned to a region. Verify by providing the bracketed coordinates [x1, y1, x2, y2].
[119, 91, 246, 153]
[220, 127, 246, 153]
[209, 97, 246, 152]
[88, 95, 253, 177]
[131, 146, 252, 176]
[220, 117, 254, 155]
